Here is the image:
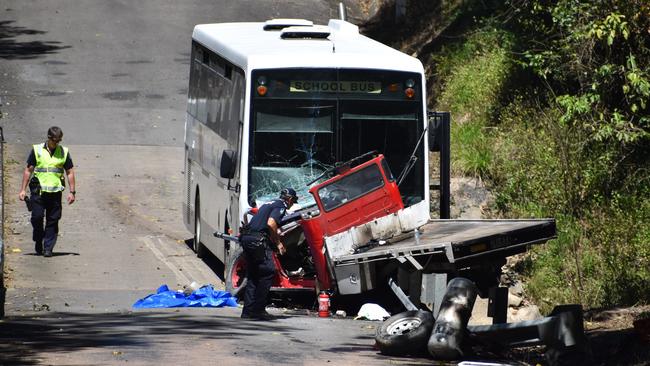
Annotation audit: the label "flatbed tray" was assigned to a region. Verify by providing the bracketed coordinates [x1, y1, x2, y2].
[332, 219, 556, 267]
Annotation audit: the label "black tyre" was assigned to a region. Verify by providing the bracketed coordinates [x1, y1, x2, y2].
[193, 194, 207, 258]
[225, 245, 248, 297]
[375, 310, 434, 356]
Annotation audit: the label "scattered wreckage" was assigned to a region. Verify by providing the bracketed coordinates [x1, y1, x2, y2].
[215, 114, 582, 362]
[376, 277, 588, 364]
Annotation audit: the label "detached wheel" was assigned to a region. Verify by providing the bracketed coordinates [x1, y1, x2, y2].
[375, 310, 434, 356]
[225, 245, 248, 297]
[193, 194, 207, 258]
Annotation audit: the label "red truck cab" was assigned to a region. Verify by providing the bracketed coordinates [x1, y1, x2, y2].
[309, 154, 403, 235]
[301, 154, 404, 290]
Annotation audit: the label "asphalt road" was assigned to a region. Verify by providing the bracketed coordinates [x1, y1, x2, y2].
[0, 2, 443, 365]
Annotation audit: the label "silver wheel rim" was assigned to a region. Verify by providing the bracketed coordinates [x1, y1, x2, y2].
[386, 316, 422, 335]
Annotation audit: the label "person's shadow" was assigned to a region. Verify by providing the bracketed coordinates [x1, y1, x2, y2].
[28, 252, 80, 256]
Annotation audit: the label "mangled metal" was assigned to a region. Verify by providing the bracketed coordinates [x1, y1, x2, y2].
[427, 277, 478, 359]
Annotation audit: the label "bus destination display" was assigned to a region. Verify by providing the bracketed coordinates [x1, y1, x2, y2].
[290, 80, 381, 94]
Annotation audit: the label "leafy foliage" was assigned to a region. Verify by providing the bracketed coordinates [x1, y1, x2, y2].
[425, 0, 650, 311]
[492, 101, 649, 312]
[514, 0, 650, 145]
[434, 28, 513, 177]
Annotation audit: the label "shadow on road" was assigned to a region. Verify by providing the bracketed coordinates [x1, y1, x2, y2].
[0, 311, 319, 365]
[0, 20, 70, 59]
[23, 252, 80, 257]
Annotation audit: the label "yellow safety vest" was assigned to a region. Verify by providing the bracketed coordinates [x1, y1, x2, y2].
[33, 143, 68, 193]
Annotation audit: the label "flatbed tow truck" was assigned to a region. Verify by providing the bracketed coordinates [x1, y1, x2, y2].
[216, 113, 586, 362]
[217, 112, 556, 322]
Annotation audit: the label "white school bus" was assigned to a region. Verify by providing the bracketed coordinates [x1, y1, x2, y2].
[183, 18, 429, 270]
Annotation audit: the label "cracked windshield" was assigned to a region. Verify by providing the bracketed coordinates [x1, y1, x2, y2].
[249, 101, 334, 207]
[248, 69, 425, 209]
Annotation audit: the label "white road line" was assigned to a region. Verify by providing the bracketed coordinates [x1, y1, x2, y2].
[154, 236, 220, 286]
[140, 235, 192, 286]
[142, 235, 220, 287]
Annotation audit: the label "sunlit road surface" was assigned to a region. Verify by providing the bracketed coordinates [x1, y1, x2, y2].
[0, 2, 438, 365]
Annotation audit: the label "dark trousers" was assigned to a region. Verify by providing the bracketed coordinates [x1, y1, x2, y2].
[30, 191, 62, 252]
[241, 242, 276, 316]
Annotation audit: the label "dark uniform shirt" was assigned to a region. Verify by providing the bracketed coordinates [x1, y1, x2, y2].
[27, 143, 74, 170]
[247, 199, 287, 233]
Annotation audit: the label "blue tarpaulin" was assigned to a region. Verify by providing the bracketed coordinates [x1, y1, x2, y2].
[133, 284, 238, 309]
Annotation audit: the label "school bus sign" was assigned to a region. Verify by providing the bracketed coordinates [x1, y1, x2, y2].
[290, 80, 381, 93]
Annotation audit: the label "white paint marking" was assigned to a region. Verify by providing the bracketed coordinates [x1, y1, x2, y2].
[140, 235, 192, 285]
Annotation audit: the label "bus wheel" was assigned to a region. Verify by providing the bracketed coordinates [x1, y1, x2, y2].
[225, 245, 248, 297]
[193, 195, 207, 258]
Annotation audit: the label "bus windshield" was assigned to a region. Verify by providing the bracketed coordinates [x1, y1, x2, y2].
[248, 68, 425, 208]
[249, 100, 336, 206]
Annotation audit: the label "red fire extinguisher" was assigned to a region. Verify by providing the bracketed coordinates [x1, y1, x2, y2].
[318, 291, 330, 317]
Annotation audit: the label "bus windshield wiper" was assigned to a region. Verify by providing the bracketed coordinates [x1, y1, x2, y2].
[396, 126, 427, 187]
[306, 150, 377, 186]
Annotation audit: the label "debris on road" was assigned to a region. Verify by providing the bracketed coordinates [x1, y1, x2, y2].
[133, 284, 237, 309]
[33, 303, 50, 312]
[375, 277, 589, 364]
[355, 303, 390, 321]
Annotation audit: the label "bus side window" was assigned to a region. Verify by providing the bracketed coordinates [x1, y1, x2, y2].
[225, 64, 232, 79]
[210, 54, 225, 75]
[188, 59, 199, 117]
[202, 46, 210, 64]
[187, 42, 203, 117]
[232, 74, 245, 145]
[207, 72, 219, 127]
[219, 71, 243, 146]
[197, 63, 208, 123]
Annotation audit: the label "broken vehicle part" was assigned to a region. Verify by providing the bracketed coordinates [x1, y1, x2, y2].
[388, 277, 418, 311]
[375, 310, 434, 356]
[428, 277, 478, 360]
[468, 304, 589, 364]
[378, 276, 587, 363]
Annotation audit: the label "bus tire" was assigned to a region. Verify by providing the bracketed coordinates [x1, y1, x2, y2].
[193, 194, 207, 258]
[225, 245, 248, 297]
[375, 310, 434, 356]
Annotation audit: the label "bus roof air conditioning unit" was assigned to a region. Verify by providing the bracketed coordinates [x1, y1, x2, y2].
[280, 25, 331, 40]
[263, 19, 313, 31]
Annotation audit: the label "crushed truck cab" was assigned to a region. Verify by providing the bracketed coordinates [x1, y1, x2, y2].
[299, 153, 425, 292]
[298, 153, 555, 296]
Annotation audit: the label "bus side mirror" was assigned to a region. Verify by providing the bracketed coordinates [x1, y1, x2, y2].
[427, 111, 451, 219]
[220, 150, 237, 179]
[427, 111, 450, 152]
[428, 118, 440, 152]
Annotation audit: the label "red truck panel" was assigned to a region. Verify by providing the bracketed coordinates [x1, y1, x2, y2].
[306, 155, 404, 236]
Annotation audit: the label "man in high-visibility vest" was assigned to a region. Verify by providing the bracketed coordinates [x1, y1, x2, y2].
[18, 126, 76, 257]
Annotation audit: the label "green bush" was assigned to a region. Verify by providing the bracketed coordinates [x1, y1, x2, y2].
[434, 28, 512, 177]
[427, 0, 649, 312]
[490, 100, 650, 312]
[526, 202, 650, 313]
